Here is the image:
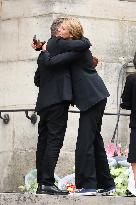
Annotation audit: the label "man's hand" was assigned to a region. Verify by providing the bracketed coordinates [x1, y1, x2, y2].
[31, 39, 46, 51]
[31, 42, 37, 50]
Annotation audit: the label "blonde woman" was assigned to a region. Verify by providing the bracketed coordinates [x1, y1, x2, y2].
[37, 17, 115, 196]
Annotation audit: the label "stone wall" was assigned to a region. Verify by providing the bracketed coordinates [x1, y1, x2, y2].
[0, 0, 136, 192]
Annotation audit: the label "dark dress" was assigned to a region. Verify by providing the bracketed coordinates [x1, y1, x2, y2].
[121, 73, 136, 163]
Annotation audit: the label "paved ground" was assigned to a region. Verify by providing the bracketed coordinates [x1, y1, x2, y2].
[0, 193, 136, 205]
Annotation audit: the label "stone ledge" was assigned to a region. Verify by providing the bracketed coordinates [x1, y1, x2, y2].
[0, 193, 136, 205]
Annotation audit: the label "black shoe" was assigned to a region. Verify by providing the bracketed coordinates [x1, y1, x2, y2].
[36, 184, 69, 195]
[97, 186, 116, 196]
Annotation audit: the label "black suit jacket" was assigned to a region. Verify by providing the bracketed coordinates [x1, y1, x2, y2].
[38, 42, 109, 111]
[133, 52, 136, 68]
[34, 36, 91, 112]
[121, 73, 136, 128]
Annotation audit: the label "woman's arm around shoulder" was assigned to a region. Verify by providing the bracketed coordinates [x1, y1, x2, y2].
[37, 50, 83, 67]
[57, 36, 91, 52]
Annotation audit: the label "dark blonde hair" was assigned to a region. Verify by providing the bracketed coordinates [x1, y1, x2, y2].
[63, 17, 84, 39]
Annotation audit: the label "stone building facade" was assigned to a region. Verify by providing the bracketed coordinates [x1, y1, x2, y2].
[0, 0, 136, 192]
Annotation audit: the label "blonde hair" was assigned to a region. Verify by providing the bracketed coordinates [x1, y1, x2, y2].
[63, 17, 84, 39]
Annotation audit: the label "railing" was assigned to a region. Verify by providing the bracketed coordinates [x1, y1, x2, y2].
[0, 108, 130, 125]
[0, 109, 37, 124]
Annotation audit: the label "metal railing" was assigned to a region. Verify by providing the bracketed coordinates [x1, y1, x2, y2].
[0, 108, 130, 125]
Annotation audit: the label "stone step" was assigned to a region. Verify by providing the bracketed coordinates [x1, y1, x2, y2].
[0, 193, 136, 205]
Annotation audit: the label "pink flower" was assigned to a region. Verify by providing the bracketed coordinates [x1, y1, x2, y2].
[106, 142, 116, 157]
[116, 143, 122, 156]
[106, 142, 128, 157]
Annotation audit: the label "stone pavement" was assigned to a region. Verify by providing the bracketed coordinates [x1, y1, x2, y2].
[0, 193, 136, 205]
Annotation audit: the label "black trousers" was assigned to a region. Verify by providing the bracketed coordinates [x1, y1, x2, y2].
[75, 99, 115, 189]
[128, 128, 136, 163]
[36, 102, 69, 185]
